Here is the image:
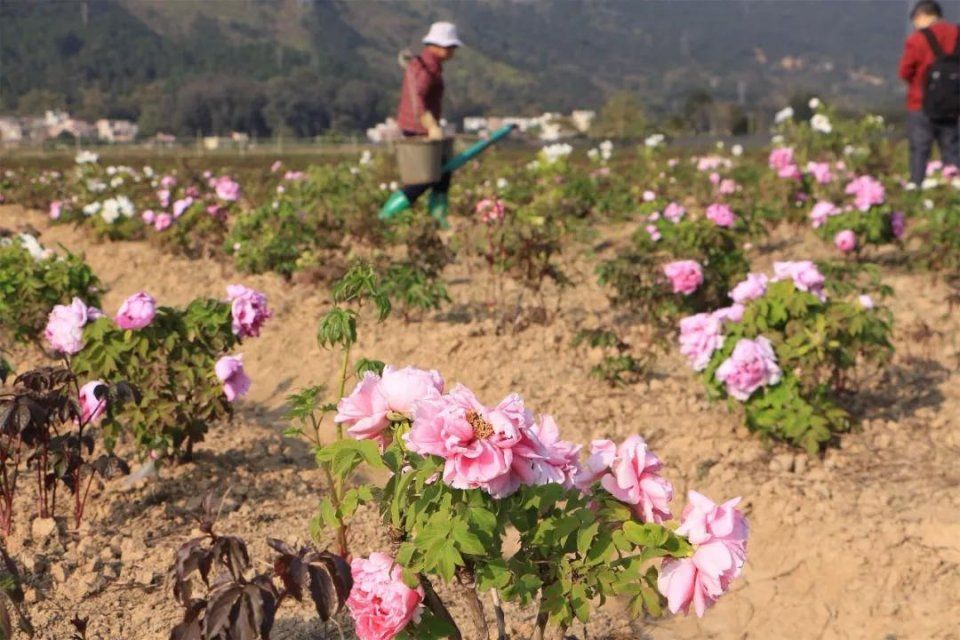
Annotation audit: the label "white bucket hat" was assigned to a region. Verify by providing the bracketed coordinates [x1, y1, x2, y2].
[422, 22, 463, 48]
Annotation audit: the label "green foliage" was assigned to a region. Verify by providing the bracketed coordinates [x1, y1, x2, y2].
[598, 216, 749, 326]
[571, 328, 653, 387]
[71, 298, 238, 455]
[0, 235, 102, 342]
[913, 198, 960, 272]
[702, 276, 893, 452]
[226, 163, 385, 279]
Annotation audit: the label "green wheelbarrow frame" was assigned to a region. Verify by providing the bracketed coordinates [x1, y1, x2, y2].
[378, 124, 518, 227]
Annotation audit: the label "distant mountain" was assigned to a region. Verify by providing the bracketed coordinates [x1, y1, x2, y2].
[1, 0, 954, 137]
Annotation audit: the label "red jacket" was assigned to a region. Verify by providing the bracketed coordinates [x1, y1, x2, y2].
[396, 48, 444, 135]
[899, 21, 960, 111]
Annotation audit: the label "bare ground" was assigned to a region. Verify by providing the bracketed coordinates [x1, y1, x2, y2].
[2, 204, 960, 640]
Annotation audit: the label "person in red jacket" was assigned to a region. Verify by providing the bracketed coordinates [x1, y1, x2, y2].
[385, 22, 461, 226]
[899, 0, 960, 185]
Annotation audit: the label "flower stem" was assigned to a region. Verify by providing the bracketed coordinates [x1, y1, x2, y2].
[418, 573, 462, 640]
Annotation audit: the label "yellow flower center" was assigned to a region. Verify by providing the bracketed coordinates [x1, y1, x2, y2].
[466, 410, 494, 440]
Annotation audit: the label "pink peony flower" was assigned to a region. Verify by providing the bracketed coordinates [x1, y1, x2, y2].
[805, 161, 833, 184]
[578, 436, 673, 523]
[49, 200, 63, 220]
[154, 213, 173, 231]
[157, 189, 171, 208]
[858, 294, 874, 309]
[160, 175, 177, 188]
[705, 203, 736, 228]
[172, 197, 193, 218]
[44, 298, 94, 354]
[715, 337, 782, 401]
[708, 172, 721, 186]
[643, 190, 657, 202]
[347, 552, 423, 640]
[717, 179, 738, 195]
[729, 273, 768, 304]
[524, 415, 581, 488]
[78, 380, 107, 425]
[212, 176, 241, 202]
[772, 261, 827, 301]
[809, 201, 838, 229]
[890, 211, 906, 239]
[679, 313, 724, 371]
[476, 198, 506, 224]
[777, 163, 802, 180]
[926, 160, 943, 176]
[645, 224, 662, 241]
[844, 176, 885, 211]
[574, 439, 618, 490]
[226, 284, 271, 338]
[663, 260, 703, 295]
[711, 303, 745, 324]
[283, 170, 305, 181]
[658, 491, 748, 617]
[114, 292, 156, 330]
[336, 366, 444, 445]
[141, 209, 156, 224]
[834, 229, 856, 253]
[215, 354, 250, 402]
[944, 165, 959, 178]
[404, 385, 528, 496]
[663, 202, 686, 223]
[270, 160, 283, 173]
[767, 147, 794, 172]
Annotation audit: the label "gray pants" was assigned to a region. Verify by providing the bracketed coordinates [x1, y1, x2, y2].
[908, 110, 960, 185]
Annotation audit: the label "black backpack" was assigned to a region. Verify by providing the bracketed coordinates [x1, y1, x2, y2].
[921, 26, 960, 122]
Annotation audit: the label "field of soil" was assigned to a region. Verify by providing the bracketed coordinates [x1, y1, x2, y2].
[2, 202, 960, 640]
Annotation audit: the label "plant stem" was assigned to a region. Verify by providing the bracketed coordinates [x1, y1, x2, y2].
[491, 589, 508, 640]
[531, 610, 549, 640]
[462, 583, 489, 639]
[335, 345, 351, 440]
[418, 573, 462, 640]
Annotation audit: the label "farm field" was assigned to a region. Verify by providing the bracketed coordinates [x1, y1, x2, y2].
[2, 108, 960, 639]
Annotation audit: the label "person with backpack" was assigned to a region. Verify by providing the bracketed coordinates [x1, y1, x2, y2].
[380, 21, 462, 226]
[899, 0, 960, 186]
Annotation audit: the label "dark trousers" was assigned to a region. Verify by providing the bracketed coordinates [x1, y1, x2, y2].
[400, 130, 451, 204]
[908, 110, 960, 185]
[402, 170, 451, 204]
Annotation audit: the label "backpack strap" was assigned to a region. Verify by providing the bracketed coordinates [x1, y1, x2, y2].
[921, 27, 945, 57]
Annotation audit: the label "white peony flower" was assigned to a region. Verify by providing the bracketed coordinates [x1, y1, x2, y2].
[645, 133, 665, 148]
[808, 97, 822, 109]
[811, 114, 832, 134]
[731, 144, 744, 157]
[100, 199, 120, 223]
[75, 150, 99, 164]
[774, 107, 794, 124]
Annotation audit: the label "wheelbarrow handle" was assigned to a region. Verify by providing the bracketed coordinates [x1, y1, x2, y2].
[442, 124, 517, 174]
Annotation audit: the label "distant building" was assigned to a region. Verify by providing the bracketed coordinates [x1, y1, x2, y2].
[0, 117, 23, 144]
[96, 119, 139, 143]
[49, 117, 96, 140]
[367, 117, 402, 143]
[154, 132, 177, 146]
[570, 110, 596, 133]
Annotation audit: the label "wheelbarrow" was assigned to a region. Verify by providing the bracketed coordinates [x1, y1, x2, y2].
[378, 123, 517, 227]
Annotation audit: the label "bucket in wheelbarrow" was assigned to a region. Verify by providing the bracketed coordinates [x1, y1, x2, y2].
[395, 137, 454, 185]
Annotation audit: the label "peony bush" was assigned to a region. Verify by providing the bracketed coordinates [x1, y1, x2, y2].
[0, 232, 102, 343]
[682, 261, 893, 452]
[67, 285, 271, 456]
[321, 367, 749, 638]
